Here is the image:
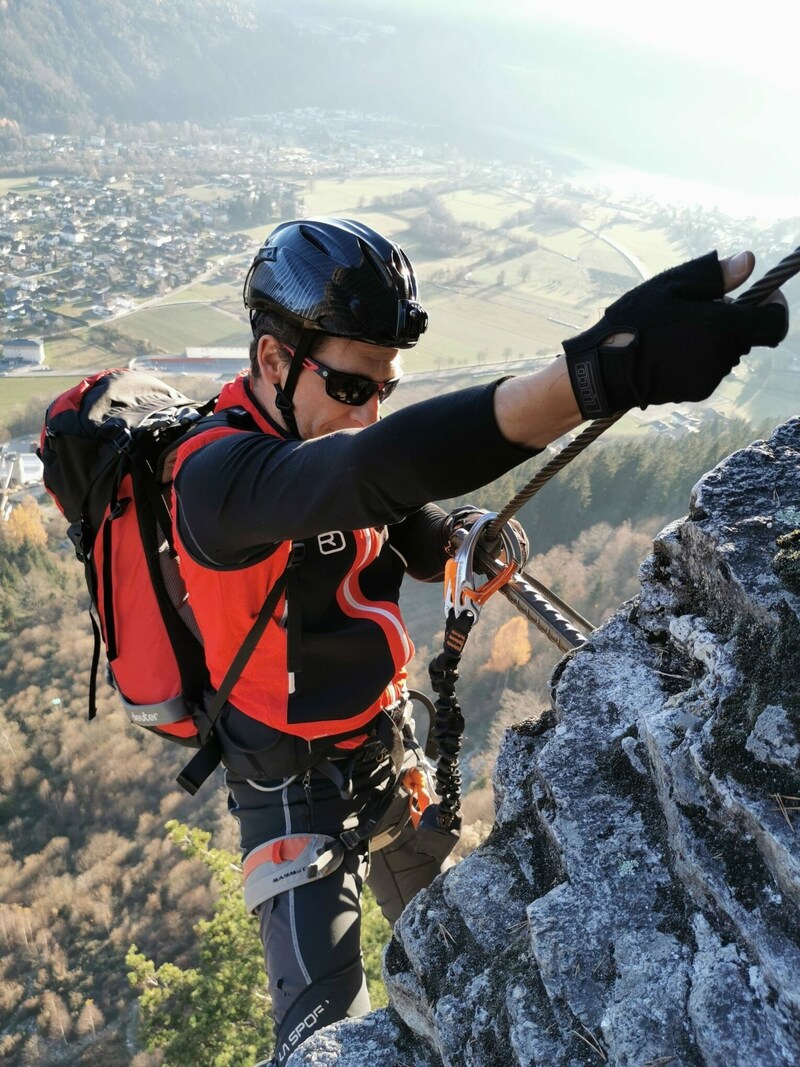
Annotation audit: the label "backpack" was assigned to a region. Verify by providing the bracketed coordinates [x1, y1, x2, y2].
[39, 369, 220, 746]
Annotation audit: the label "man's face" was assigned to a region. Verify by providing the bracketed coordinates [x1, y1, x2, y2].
[257, 334, 402, 440]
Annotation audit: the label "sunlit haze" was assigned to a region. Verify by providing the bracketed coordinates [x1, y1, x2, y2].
[359, 0, 797, 220]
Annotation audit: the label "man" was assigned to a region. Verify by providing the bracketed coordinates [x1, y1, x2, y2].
[170, 217, 787, 1064]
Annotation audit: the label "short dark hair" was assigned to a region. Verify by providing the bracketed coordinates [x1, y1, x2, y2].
[248, 310, 304, 377]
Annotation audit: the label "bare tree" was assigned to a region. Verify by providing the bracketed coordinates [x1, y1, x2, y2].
[38, 990, 71, 1044]
[76, 998, 104, 1041]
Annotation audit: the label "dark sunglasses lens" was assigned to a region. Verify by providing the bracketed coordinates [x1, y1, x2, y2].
[377, 378, 399, 402]
[322, 369, 400, 406]
[326, 373, 376, 406]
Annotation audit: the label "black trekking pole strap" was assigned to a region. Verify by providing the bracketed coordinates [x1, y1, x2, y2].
[176, 570, 290, 796]
[87, 609, 102, 721]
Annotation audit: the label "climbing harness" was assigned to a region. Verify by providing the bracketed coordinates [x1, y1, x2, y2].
[424, 245, 800, 832]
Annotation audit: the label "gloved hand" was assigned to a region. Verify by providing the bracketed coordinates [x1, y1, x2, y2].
[443, 506, 529, 569]
[562, 251, 788, 419]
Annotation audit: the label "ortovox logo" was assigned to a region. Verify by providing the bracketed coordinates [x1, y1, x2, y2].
[318, 531, 346, 555]
[131, 712, 159, 723]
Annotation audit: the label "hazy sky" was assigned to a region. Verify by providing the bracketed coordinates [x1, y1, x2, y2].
[348, 0, 797, 220]
[431, 0, 796, 89]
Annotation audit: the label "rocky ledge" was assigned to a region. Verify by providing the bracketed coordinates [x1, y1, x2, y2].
[289, 419, 800, 1067]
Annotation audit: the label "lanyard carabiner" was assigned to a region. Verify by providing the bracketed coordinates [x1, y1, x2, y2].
[444, 511, 525, 621]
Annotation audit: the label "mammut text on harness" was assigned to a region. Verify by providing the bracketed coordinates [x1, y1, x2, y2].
[422, 245, 800, 839]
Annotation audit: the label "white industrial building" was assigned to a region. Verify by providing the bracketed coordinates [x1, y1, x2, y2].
[2, 337, 46, 365]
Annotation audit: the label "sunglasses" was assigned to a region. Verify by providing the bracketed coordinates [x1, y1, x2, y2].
[284, 348, 400, 407]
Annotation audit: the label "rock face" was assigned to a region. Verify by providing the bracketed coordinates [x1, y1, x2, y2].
[289, 419, 800, 1067]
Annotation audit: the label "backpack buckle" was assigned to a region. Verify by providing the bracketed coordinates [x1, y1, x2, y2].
[101, 420, 133, 453]
[110, 497, 130, 520]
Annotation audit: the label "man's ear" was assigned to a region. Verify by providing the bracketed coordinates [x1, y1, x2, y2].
[257, 335, 284, 383]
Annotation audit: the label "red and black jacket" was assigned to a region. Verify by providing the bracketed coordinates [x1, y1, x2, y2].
[171, 372, 537, 743]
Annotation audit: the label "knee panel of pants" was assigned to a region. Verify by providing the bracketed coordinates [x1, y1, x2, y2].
[271, 954, 368, 1066]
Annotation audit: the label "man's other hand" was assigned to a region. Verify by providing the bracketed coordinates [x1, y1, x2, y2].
[562, 250, 789, 419]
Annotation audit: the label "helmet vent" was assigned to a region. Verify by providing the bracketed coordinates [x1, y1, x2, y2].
[298, 225, 332, 256]
[358, 238, 394, 288]
[392, 249, 411, 292]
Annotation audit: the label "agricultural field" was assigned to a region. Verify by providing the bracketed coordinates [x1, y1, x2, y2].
[170, 279, 240, 303]
[303, 175, 437, 219]
[111, 302, 249, 352]
[0, 176, 39, 197]
[181, 184, 236, 203]
[12, 167, 794, 438]
[0, 375, 83, 418]
[44, 332, 136, 371]
[599, 221, 685, 276]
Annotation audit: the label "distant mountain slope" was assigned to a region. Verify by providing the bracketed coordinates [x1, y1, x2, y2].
[0, 0, 418, 135]
[0, 0, 268, 131]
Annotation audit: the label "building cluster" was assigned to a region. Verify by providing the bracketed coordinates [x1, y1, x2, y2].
[0, 174, 262, 342]
[6, 112, 794, 379]
[0, 111, 452, 355]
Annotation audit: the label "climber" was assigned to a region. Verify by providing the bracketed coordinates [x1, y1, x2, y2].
[168, 216, 787, 1064]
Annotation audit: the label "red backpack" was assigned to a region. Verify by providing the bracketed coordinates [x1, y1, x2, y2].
[40, 368, 415, 833]
[39, 369, 219, 745]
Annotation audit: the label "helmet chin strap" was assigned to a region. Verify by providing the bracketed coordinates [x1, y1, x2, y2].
[274, 331, 316, 440]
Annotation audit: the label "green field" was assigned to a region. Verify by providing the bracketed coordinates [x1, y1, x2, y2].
[0, 375, 84, 417]
[19, 171, 797, 436]
[181, 184, 235, 203]
[170, 279, 240, 303]
[44, 333, 133, 370]
[0, 176, 39, 197]
[111, 303, 249, 351]
[303, 175, 434, 219]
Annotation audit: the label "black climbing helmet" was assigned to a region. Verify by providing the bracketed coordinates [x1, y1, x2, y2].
[243, 216, 428, 349]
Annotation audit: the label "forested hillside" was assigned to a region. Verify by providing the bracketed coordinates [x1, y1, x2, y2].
[0, 0, 419, 136]
[494, 413, 776, 553]
[0, 503, 233, 1064]
[0, 413, 782, 1064]
[0, 0, 262, 132]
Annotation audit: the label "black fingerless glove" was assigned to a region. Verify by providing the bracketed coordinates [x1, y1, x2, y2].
[563, 251, 789, 419]
[442, 506, 487, 556]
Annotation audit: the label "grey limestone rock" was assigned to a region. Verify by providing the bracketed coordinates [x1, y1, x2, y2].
[288, 419, 800, 1066]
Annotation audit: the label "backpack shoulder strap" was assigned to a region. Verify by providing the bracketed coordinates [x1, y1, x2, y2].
[176, 540, 304, 796]
[158, 402, 255, 484]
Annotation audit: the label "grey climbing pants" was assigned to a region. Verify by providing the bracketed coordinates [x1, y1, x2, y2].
[226, 733, 453, 1065]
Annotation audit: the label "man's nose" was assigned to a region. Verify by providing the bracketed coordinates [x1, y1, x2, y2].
[347, 393, 381, 427]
